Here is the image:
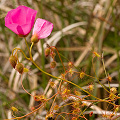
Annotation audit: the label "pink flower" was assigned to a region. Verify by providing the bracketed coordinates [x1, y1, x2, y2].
[31, 18, 53, 43]
[5, 5, 37, 37]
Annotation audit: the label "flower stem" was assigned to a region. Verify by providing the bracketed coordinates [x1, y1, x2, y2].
[41, 39, 46, 88]
[24, 37, 30, 56]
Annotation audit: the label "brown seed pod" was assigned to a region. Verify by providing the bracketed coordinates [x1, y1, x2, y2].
[16, 63, 24, 74]
[45, 48, 50, 57]
[9, 55, 18, 68]
[50, 61, 56, 68]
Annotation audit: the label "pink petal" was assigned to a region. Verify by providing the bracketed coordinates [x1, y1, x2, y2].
[38, 21, 53, 39]
[33, 18, 53, 39]
[18, 24, 31, 35]
[11, 6, 27, 25]
[5, 5, 37, 36]
[26, 8, 37, 24]
[5, 23, 19, 34]
[32, 18, 46, 35]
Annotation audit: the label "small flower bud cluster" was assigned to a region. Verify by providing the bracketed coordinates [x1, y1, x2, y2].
[50, 81, 56, 88]
[109, 87, 117, 100]
[80, 71, 85, 79]
[45, 47, 57, 69]
[107, 74, 112, 82]
[61, 88, 70, 100]
[54, 105, 59, 110]
[110, 87, 117, 94]
[88, 85, 94, 92]
[68, 62, 73, 68]
[93, 51, 100, 58]
[34, 95, 46, 102]
[11, 106, 18, 112]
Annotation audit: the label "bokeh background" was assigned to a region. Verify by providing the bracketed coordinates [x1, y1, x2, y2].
[0, 0, 120, 119]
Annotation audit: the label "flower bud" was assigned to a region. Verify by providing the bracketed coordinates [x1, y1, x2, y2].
[31, 33, 39, 43]
[50, 61, 56, 68]
[68, 62, 73, 68]
[107, 75, 112, 82]
[89, 112, 93, 117]
[109, 93, 115, 100]
[88, 85, 94, 91]
[34, 95, 46, 102]
[16, 63, 24, 74]
[45, 48, 50, 57]
[80, 72, 85, 79]
[110, 87, 117, 94]
[50, 81, 56, 88]
[11, 106, 18, 112]
[9, 55, 17, 68]
[54, 105, 59, 110]
[69, 68, 74, 76]
[62, 88, 70, 95]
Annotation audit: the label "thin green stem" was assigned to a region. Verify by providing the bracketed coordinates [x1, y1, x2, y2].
[12, 48, 30, 60]
[24, 37, 30, 56]
[30, 58, 117, 106]
[92, 57, 110, 93]
[101, 54, 111, 89]
[30, 42, 34, 59]
[41, 39, 46, 87]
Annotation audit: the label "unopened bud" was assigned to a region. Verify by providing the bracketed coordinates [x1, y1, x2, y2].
[109, 93, 115, 100]
[9, 55, 17, 68]
[54, 105, 59, 110]
[88, 85, 94, 91]
[50, 61, 56, 68]
[62, 88, 70, 95]
[110, 87, 117, 94]
[34, 95, 46, 102]
[50, 81, 56, 88]
[107, 75, 112, 82]
[16, 63, 24, 74]
[68, 62, 73, 68]
[11, 106, 18, 112]
[45, 48, 50, 57]
[80, 72, 85, 79]
[31, 33, 39, 43]
[89, 112, 93, 117]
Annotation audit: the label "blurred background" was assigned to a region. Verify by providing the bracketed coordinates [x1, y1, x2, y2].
[0, 0, 120, 119]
